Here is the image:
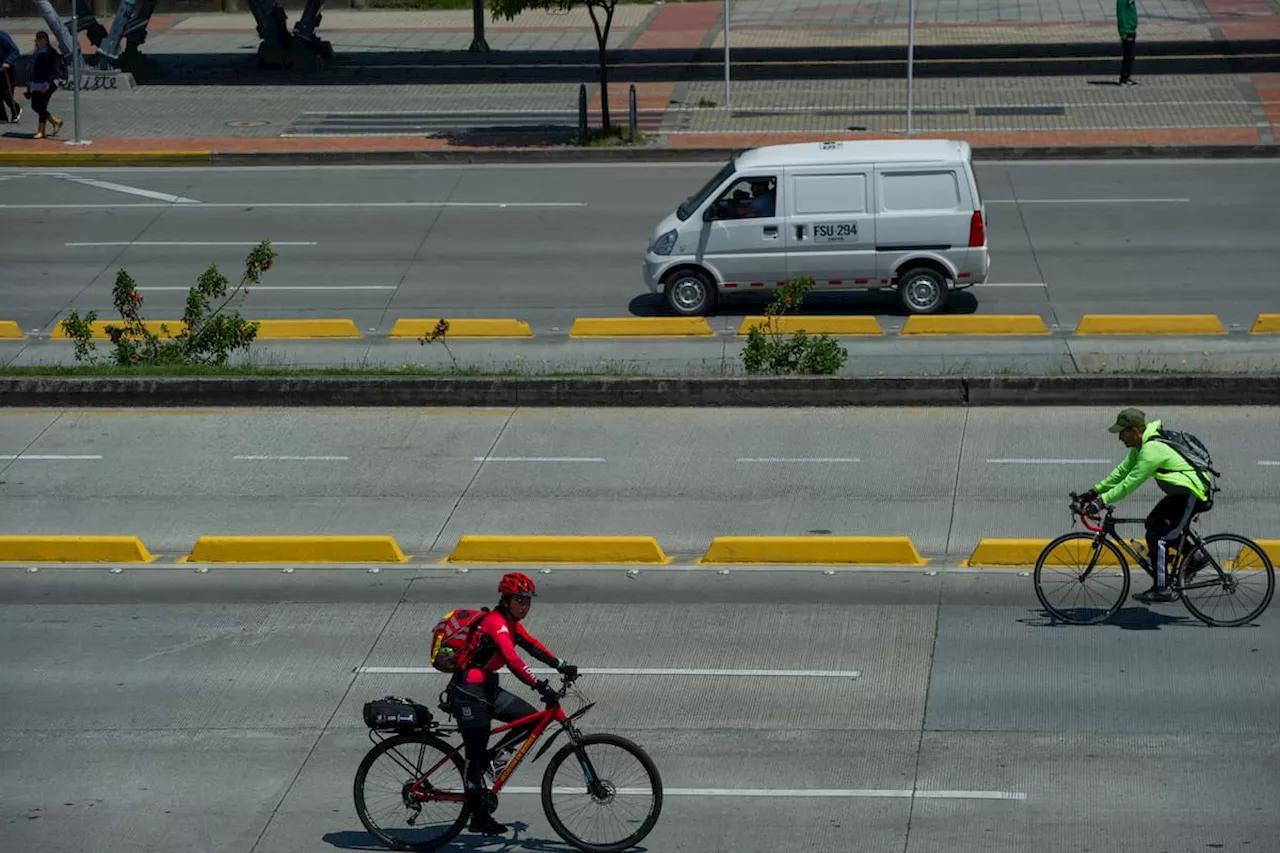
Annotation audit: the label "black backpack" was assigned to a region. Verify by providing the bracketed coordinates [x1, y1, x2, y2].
[1152, 428, 1220, 493]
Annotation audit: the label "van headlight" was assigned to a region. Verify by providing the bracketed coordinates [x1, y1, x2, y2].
[650, 229, 678, 256]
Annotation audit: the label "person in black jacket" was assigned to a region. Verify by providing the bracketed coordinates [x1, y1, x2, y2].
[25, 31, 62, 138]
[0, 29, 20, 123]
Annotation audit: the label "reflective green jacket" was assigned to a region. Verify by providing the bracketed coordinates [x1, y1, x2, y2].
[1094, 419, 1210, 505]
[1117, 0, 1138, 36]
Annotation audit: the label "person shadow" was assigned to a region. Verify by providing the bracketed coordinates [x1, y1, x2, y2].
[1020, 605, 1194, 631]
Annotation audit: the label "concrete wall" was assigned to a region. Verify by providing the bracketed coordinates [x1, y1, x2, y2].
[0, 0, 363, 20]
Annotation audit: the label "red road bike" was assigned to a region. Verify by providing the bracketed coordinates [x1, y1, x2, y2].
[354, 673, 662, 853]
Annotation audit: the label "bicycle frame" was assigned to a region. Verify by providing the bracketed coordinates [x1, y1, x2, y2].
[1072, 496, 1226, 593]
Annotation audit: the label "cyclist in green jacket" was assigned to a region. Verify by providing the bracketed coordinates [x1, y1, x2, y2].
[1079, 408, 1211, 602]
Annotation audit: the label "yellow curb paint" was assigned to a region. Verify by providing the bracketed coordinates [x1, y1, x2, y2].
[252, 319, 362, 339]
[963, 538, 1052, 567]
[183, 536, 409, 563]
[1255, 540, 1280, 566]
[901, 315, 1051, 336]
[0, 321, 25, 339]
[51, 320, 187, 340]
[0, 151, 212, 166]
[735, 316, 884, 336]
[697, 536, 928, 566]
[0, 535, 155, 563]
[445, 535, 672, 564]
[1249, 315, 1280, 335]
[1074, 315, 1227, 336]
[389, 319, 534, 338]
[569, 318, 716, 338]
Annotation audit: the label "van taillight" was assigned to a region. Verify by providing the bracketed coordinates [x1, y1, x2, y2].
[968, 210, 985, 247]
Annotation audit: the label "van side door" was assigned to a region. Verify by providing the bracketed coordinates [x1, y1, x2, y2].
[782, 166, 877, 290]
[873, 166, 971, 283]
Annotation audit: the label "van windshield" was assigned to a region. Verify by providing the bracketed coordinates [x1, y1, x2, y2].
[677, 160, 737, 221]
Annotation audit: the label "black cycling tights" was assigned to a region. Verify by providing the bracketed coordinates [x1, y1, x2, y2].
[448, 677, 538, 792]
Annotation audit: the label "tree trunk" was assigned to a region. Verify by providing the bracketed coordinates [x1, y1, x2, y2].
[588, 3, 615, 132]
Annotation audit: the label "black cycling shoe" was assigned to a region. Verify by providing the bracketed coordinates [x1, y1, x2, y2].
[468, 814, 509, 836]
[1133, 585, 1178, 604]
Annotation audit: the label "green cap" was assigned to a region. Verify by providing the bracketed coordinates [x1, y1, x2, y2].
[1107, 407, 1146, 433]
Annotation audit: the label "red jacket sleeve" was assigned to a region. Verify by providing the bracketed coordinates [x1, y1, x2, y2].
[515, 622, 560, 668]
[487, 615, 542, 687]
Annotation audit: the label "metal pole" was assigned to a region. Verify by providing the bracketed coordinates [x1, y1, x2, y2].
[722, 0, 730, 108]
[905, 0, 915, 134]
[65, 14, 91, 146]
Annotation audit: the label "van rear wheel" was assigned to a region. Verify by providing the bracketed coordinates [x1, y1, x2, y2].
[664, 269, 717, 317]
[897, 267, 949, 314]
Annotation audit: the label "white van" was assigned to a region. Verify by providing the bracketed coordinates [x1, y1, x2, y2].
[642, 139, 990, 316]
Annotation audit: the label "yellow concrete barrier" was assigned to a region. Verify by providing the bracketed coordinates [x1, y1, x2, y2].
[0, 321, 25, 339]
[1256, 540, 1280, 566]
[1034, 538, 1125, 566]
[698, 536, 928, 566]
[1074, 315, 1227, 336]
[389, 319, 534, 338]
[184, 536, 408, 563]
[569, 318, 716, 338]
[736, 316, 883, 336]
[901, 315, 1051, 336]
[446, 535, 672, 564]
[1250, 315, 1280, 335]
[0, 535, 155, 563]
[964, 538, 1052, 567]
[51, 320, 187, 340]
[252, 320, 362, 339]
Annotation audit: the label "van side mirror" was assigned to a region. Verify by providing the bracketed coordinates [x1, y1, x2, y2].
[702, 205, 718, 222]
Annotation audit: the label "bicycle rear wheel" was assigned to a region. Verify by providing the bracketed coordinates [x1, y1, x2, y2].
[1034, 532, 1130, 624]
[542, 732, 663, 853]
[1178, 533, 1275, 627]
[353, 733, 469, 851]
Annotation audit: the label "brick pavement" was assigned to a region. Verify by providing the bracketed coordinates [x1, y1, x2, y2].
[0, 0, 1276, 154]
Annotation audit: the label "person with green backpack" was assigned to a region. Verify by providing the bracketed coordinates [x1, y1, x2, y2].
[1078, 408, 1216, 603]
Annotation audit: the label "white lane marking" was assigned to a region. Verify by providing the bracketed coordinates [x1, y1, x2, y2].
[986, 198, 1189, 204]
[233, 455, 349, 461]
[0, 454, 102, 460]
[987, 458, 1110, 464]
[66, 241, 318, 247]
[137, 286, 396, 292]
[500, 786, 1026, 801]
[59, 176, 201, 204]
[1259, 461, 1280, 466]
[0, 201, 586, 210]
[357, 666, 861, 678]
[737, 457, 859, 463]
[976, 282, 1047, 288]
[474, 456, 607, 463]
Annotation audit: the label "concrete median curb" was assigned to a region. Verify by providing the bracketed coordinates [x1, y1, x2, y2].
[698, 536, 929, 566]
[0, 151, 214, 167]
[3, 374, 1280, 408]
[446, 535, 672, 564]
[964, 539, 1053, 567]
[0, 535, 156, 563]
[181, 535, 410, 563]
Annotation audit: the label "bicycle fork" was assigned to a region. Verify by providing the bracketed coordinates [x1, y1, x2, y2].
[566, 725, 611, 801]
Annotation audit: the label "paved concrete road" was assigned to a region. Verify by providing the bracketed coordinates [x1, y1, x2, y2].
[1, 160, 1276, 337]
[1, 568, 1277, 853]
[1, 405, 1277, 557]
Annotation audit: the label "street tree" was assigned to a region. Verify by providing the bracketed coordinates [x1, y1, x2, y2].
[489, 0, 621, 131]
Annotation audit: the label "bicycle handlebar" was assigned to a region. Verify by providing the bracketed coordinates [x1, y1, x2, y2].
[1068, 490, 1107, 533]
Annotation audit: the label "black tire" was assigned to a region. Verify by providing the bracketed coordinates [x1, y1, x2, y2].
[1178, 533, 1275, 627]
[353, 733, 469, 852]
[663, 268, 717, 316]
[1034, 532, 1131, 625]
[897, 266, 949, 314]
[541, 732, 663, 853]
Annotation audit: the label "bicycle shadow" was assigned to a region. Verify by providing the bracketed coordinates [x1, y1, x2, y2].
[322, 825, 640, 852]
[1020, 606, 1195, 631]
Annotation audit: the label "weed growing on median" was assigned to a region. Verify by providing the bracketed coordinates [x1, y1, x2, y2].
[741, 277, 849, 376]
[60, 240, 278, 367]
[418, 318, 460, 370]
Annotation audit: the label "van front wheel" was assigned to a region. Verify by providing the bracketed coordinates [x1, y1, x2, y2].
[664, 270, 717, 317]
[897, 267, 949, 314]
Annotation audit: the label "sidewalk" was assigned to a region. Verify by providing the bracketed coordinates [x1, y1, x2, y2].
[0, 0, 1277, 159]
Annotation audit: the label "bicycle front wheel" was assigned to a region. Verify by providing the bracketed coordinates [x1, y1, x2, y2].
[1034, 532, 1130, 624]
[1179, 533, 1275, 627]
[353, 733, 469, 852]
[542, 732, 663, 853]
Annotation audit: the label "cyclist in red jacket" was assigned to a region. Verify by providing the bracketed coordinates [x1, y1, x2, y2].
[447, 571, 578, 836]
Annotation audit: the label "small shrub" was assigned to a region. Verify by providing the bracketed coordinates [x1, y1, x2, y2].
[741, 278, 849, 376]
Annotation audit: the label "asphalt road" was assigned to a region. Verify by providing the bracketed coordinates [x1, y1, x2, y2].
[1, 160, 1278, 338]
[2, 405, 1277, 557]
[1, 568, 1277, 853]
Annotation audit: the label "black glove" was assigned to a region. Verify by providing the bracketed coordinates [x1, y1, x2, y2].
[1079, 489, 1098, 503]
[535, 679, 559, 706]
[1083, 496, 1104, 516]
[557, 661, 579, 680]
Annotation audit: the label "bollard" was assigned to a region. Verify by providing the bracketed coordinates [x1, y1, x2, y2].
[629, 84, 637, 142]
[578, 83, 588, 144]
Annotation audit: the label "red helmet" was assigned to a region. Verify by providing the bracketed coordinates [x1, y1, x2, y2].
[498, 571, 537, 598]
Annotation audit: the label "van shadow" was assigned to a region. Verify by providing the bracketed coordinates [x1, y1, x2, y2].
[322, 826, 640, 852]
[1019, 606, 1195, 631]
[627, 290, 979, 318]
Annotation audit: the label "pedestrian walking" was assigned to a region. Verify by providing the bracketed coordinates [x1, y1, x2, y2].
[24, 30, 63, 138]
[0, 28, 20, 123]
[1118, 0, 1138, 86]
